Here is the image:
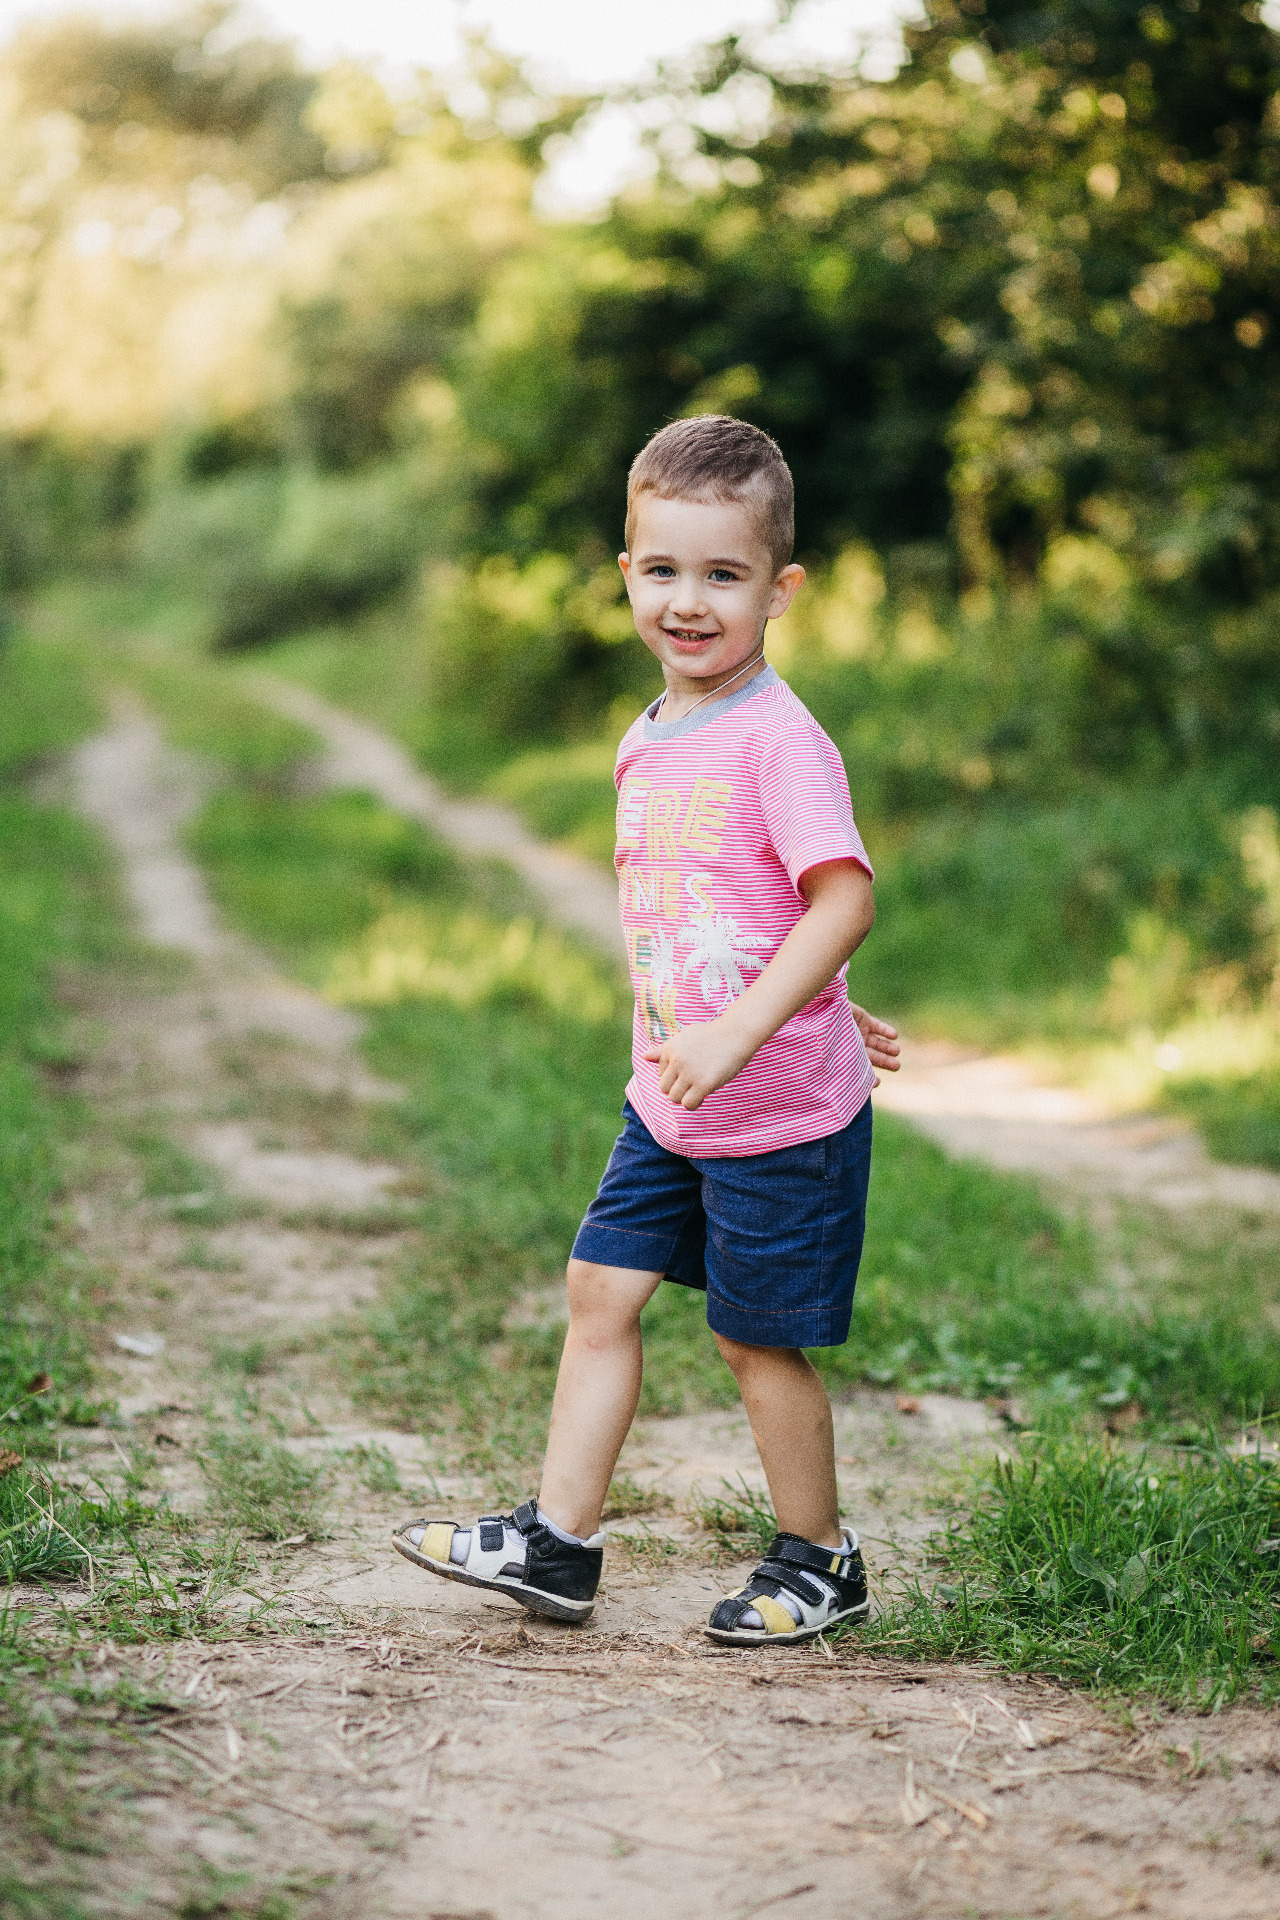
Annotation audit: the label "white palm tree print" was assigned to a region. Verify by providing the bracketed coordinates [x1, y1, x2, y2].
[677, 912, 769, 1007]
[649, 927, 677, 1003]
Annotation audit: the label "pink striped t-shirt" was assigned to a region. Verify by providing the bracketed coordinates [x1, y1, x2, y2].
[614, 665, 875, 1156]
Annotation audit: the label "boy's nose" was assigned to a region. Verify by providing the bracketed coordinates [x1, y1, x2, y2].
[668, 578, 708, 617]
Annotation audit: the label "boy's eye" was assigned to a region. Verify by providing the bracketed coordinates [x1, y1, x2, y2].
[709, 569, 739, 583]
[647, 565, 675, 578]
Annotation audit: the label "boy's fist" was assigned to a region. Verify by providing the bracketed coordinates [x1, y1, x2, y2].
[643, 1019, 756, 1110]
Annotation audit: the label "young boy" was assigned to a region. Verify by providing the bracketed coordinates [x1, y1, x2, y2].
[393, 415, 899, 1645]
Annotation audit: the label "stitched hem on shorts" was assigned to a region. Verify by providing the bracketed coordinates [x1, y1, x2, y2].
[705, 1294, 853, 1350]
[571, 1221, 705, 1288]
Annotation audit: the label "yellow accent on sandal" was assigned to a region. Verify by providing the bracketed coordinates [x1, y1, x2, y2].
[421, 1523, 455, 1564]
[830, 1553, 842, 1573]
[751, 1596, 799, 1636]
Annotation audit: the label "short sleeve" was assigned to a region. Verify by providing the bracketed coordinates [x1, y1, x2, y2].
[757, 722, 873, 893]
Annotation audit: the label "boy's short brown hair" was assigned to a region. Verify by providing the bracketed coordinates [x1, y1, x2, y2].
[625, 415, 794, 575]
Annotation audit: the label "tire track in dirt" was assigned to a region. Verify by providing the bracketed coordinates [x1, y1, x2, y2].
[875, 1043, 1280, 1215]
[34, 695, 1280, 1918]
[254, 673, 626, 960]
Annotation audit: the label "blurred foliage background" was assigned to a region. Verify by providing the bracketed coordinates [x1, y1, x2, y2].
[2, 0, 1279, 1132]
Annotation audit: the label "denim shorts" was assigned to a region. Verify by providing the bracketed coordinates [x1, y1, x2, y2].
[571, 1096, 873, 1350]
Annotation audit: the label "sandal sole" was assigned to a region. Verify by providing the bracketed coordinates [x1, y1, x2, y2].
[704, 1599, 870, 1646]
[391, 1533, 595, 1623]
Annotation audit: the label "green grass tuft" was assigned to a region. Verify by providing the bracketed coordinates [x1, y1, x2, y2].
[196, 1430, 331, 1542]
[0, 1464, 99, 1585]
[602, 1473, 671, 1521]
[344, 1443, 402, 1495]
[178, 1863, 317, 1919]
[688, 1479, 777, 1560]
[874, 1433, 1280, 1704]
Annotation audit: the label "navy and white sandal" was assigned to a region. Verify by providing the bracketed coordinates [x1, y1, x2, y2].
[705, 1530, 869, 1645]
[392, 1498, 605, 1623]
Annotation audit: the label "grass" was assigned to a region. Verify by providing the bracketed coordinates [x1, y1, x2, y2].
[344, 1443, 402, 1495]
[0, 623, 100, 777]
[0, 1609, 93, 1920]
[120, 648, 317, 786]
[0, 633, 115, 1437]
[823, 1114, 1280, 1419]
[602, 1473, 671, 1521]
[486, 740, 621, 864]
[196, 1430, 332, 1542]
[0, 619, 312, 1906]
[26, 580, 319, 788]
[91, 1533, 266, 1643]
[178, 1863, 323, 1919]
[211, 1338, 274, 1378]
[1166, 1070, 1280, 1171]
[688, 1479, 778, 1560]
[0, 1481, 259, 1906]
[874, 1431, 1280, 1705]
[0, 1464, 100, 1586]
[1, 1455, 255, 1638]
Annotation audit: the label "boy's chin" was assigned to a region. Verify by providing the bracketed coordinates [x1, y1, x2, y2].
[660, 644, 756, 677]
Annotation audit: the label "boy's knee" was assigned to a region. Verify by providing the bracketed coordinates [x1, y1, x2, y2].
[565, 1258, 648, 1329]
[714, 1332, 801, 1374]
[714, 1331, 763, 1372]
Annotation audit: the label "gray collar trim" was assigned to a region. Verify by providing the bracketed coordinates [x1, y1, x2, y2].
[642, 663, 780, 741]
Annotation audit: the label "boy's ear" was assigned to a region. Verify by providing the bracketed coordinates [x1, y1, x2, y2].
[618, 551, 632, 590]
[767, 562, 806, 620]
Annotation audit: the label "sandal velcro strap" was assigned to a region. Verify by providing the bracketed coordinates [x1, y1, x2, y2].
[512, 1500, 541, 1535]
[748, 1564, 831, 1610]
[766, 1532, 860, 1583]
[708, 1587, 798, 1637]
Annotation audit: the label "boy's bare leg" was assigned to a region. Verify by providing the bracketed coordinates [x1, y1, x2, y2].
[537, 1259, 663, 1539]
[714, 1336, 843, 1549]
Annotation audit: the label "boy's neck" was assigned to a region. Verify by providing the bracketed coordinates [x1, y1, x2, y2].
[657, 650, 769, 724]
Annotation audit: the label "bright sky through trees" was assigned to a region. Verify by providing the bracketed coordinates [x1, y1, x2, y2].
[0, 0, 912, 83]
[0, 0, 916, 204]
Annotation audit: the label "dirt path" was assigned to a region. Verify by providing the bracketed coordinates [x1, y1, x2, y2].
[874, 1042, 1280, 1215]
[26, 699, 1280, 1917]
[253, 674, 626, 960]
[251, 673, 1280, 1218]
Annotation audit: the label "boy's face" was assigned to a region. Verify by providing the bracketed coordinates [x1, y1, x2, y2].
[619, 494, 804, 687]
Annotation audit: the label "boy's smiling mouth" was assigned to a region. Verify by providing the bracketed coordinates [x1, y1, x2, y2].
[663, 625, 719, 645]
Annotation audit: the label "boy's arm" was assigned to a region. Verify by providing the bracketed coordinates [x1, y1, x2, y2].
[644, 859, 876, 1112]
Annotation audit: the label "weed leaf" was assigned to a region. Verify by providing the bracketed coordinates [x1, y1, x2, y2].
[1117, 1553, 1150, 1603]
[1067, 1541, 1115, 1593]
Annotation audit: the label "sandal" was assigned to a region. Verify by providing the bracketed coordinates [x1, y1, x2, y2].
[706, 1530, 869, 1645]
[392, 1498, 604, 1623]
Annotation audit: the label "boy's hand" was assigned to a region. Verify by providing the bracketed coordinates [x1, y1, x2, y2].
[643, 1018, 756, 1111]
[850, 1004, 900, 1082]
